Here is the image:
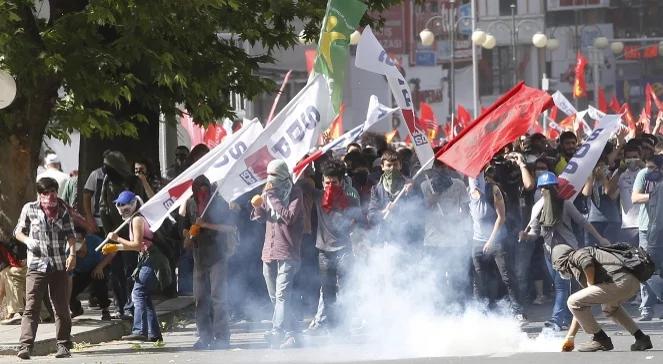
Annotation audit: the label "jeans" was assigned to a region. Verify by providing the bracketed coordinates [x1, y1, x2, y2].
[194, 258, 229, 343]
[263, 260, 300, 335]
[514, 239, 538, 304]
[132, 265, 161, 339]
[20, 270, 71, 349]
[638, 230, 663, 315]
[544, 252, 572, 326]
[178, 249, 194, 295]
[471, 240, 523, 315]
[312, 249, 352, 329]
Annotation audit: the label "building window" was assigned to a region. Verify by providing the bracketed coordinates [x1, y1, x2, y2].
[499, 0, 516, 17]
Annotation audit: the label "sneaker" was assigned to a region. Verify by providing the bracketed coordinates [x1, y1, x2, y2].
[577, 337, 614, 352]
[192, 340, 210, 350]
[112, 313, 133, 321]
[121, 333, 148, 341]
[71, 306, 84, 318]
[1, 313, 22, 325]
[54, 344, 71, 358]
[303, 322, 329, 336]
[88, 296, 99, 308]
[631, 335, 653, 351]
[101, 310, 112, 321]
[16, 346, 31, 360]
[639, 313, 654, 322]
[279, 336, 298, 349]
[210, 339, 230, 350]
[148, 335, 163, 343]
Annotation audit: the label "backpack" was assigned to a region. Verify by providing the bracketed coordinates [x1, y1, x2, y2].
[596, 243, 657, 283]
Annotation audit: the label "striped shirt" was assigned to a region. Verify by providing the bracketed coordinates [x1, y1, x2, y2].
[14, 200, 77, 272]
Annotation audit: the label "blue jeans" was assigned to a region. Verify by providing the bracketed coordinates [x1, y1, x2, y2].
[132, 265, 161, 339]
[545, 253, 572, 326]
[263, 260, 300, 335]
[639, 230, 663, 315]
[178, 250, 194, 295]
[514, 239, 538, 304]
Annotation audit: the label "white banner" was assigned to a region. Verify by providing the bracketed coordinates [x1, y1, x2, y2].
[575, 110, 592, 133]
[141, 119, 264, 231]
[552, 91, 578, 116]
[356, 26, 435, 170]
[330, 95, 399, 151]
[556, 114, 621, 201]
[219, 75, 331, 202]
[587, 105, 606, 121]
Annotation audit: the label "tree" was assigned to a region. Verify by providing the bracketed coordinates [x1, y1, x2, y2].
[0, 0, 400, 239]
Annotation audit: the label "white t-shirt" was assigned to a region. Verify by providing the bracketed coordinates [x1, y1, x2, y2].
[618, 168, 640, 229]
[421, 178, 471, 247]
[36, 168, 70, 197]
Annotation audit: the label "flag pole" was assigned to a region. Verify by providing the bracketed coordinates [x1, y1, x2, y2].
[94, 213, 135, 252]
[383, 155, 436, 219]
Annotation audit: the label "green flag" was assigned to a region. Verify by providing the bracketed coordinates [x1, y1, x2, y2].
[314, 0, 367, 115]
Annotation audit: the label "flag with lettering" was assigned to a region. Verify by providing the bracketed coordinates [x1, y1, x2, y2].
[313, 0, 367, 115]
[140, 119, 263, 231]
[218, 75, 331, 202]
[355, 26, 435, 170]
[435, 82, 552, 177]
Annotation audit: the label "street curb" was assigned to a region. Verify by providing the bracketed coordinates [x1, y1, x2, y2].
[0, 297, 194, 357]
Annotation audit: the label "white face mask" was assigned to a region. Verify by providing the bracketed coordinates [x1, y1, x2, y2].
[115, 199, 137, 220]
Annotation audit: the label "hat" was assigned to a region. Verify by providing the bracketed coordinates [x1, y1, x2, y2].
[44, 153, 60, 165]
[113, 190, 137, 205]
[103, 150, 132, 177]
[537, 171, 558, 188]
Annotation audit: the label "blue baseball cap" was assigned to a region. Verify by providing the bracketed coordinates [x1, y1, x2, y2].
[114, 190, 137, 205]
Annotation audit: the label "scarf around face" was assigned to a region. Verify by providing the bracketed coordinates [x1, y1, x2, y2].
[321, 184, 349, 214]
[266, 160, 292, 220]
[39, 194, 59, 221]
[380, 169, 404, 197]
[539, 188, 564, 228]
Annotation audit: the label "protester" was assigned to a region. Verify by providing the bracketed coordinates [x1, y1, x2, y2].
[0, 240, 27, 325]
[180, 175, 237, 350]
[103, 191, 171, 343]
[14, 177, 78, 359]
[582, 155, 621, 246]
[36, 154, 69, 197]
[165, 145, 190, 181]
[251, 159, 304, 349]
[553, 244, 653, 352]
[619, 142, 644, 245]
[70, 235, 112, 321]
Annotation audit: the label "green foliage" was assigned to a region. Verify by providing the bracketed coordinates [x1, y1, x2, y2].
[0, 0, 402, 141]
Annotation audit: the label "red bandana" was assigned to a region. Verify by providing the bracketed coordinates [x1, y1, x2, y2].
[321, 184, 349, 214]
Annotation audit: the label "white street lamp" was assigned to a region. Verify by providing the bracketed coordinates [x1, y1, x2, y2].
[0, 69, 17, 109]
[594, 36, 609, 49]
[350, 30, 361, 46]
[610, 41, 624, 55]
[482, 34, 496, 49]
[419, 28, 435, 47]
[546, 37, 560, 50]
[532, 32, 548, 48]
[471, 29, 486, 45]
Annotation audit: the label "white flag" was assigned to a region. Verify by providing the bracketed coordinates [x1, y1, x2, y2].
[587, 105, 606, 121]
[140, 119, 263, 230]
[219, 75, 332, 202]
[552, 91, 578, 116]
[557, 114, 621, 201]
[356, 26, 435, 170]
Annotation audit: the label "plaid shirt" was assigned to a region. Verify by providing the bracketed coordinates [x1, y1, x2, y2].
[14, 200, 77, 272]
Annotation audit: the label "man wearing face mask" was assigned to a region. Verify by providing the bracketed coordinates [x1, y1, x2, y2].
[520, 172, 610, 332]
[581, 156, 621, 246]
[631, 154, 663, 321]
[13, 177, 78, 359]
[250, 159, 303, 349]
[552, 244, 652, 352]
[618, 143, 644, 246]
[303, 160, 360, 334]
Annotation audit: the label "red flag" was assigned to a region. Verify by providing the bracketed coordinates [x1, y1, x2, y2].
[549, 105, 558, 122]
[305, 49, 317, 74]
[639, 108, 651, 133]
[573, 52, 588, 99]
[203, 124, 227, 148]
[609, 95, 621, 113]
[457, 104, 472, 129]
[419, 102, 437, 132]
[547, 127, 560, 140]
[649, 84, 663, 112]
[435, 82, 552, 177]
[620, 103, 636, 131]
[442, 123, 452, 139]
[645, 83, 654, 116]
[559, 114, 575, 130]
[326, 103, 345, 139]
[598, 87, 608, 113]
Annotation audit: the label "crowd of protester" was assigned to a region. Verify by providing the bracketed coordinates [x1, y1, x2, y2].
[3, 114, 663, 358]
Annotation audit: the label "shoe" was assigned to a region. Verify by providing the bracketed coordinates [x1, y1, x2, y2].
[264, 330, 283, 349]
[88, 296, 99, 308]
[192, 340, 210, 350]
[148, 336, 163, 343]
[54, 344, 71, 358]
[16, 346, 31, 360]
[112, 313, 133, 321]
[64, 341, 73, 350]
[71, 306, 84, 318]
[101, 310, 112, 321]
[41, 316, 54, 323]
[577, 337, 614, 352]
[279, 336, 298, 349]
[1, 313, 22, 325]
[631, 335, 653, 351]
[210, 339, 230, 350]
[121, 333, 148, 341]
[303, 322, 329, 336]
[532, 296, 545, 305]
[639, 313, 653, 322]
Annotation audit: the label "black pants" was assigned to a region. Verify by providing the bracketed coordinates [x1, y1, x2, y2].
[70, 270, 110, 312]
[471, 240, 523, 314]
[110, 251, 138, 315]
[317, 249, 352, 328]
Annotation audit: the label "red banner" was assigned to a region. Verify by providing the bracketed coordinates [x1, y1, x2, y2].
[620, 103, 636, 131]
[435, 82, 552, 177]
[456, 104, 472, 129]
[573, 52, 588, 99]
[609, 95, 621, 113]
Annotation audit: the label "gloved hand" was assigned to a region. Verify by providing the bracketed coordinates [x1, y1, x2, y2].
[561, 337, 575, 352]
[250, 195, 264, 208]
[101, 243, 119, 255]
[189, 224, 201, 238]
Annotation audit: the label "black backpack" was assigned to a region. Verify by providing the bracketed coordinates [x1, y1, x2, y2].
[596, 243, 657, 283]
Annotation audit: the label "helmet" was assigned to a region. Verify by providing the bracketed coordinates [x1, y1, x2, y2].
[536, 171, 558, 188]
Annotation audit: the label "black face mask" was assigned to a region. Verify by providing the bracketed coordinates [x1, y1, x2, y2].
[352, 169, 368, 186]
[104, 164, 124, 184]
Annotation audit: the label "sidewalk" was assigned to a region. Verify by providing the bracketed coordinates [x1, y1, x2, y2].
[0, 296, 194, 357]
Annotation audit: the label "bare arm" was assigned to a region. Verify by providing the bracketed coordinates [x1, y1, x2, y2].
[82, 190, 97, 232]
[606, 170, 621, 200]
[632, 190, 650, 204]
[486, 185, 506, 248]
[581, 175, 593, 197]
[110, 216, 145, 251]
